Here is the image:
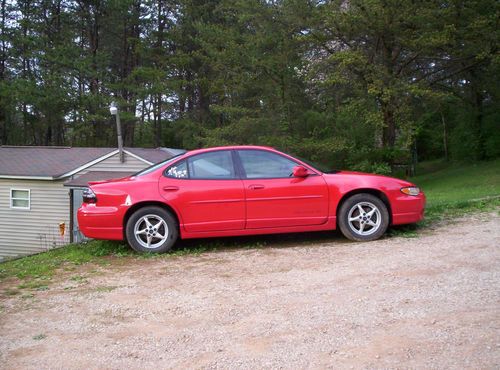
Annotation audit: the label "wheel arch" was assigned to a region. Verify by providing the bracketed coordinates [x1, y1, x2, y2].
[336, 188, 393, 225]
[123, 201, 181, 239]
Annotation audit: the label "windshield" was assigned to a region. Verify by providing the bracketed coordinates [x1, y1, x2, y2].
[133, 153, 185, 177]
[290, 153, 337, 173]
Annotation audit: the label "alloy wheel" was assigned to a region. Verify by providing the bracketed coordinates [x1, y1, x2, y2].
[133, 214, 169, 249]
[347, 202, 382, 236]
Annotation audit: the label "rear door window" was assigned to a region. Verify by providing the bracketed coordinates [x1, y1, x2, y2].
[188, 151, 236, 179]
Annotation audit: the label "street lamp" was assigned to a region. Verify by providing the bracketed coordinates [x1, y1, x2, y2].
[110, 101, 124, 163]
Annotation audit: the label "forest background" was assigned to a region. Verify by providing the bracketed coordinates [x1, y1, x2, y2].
[0, 0, 498, 174]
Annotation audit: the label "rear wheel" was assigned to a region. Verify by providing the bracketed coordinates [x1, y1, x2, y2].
[338, 194, 389, 242]
[125, 206, 178, 253]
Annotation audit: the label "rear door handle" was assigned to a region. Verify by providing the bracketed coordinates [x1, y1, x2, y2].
[248, 184, 264, 190]
[163, 186, 179, 191]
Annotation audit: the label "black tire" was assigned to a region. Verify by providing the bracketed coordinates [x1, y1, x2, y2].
[125, 206, 178, 253]
[338, 193, 389, 242]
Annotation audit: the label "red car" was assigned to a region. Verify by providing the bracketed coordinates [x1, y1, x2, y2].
[78, 146, 425, 253]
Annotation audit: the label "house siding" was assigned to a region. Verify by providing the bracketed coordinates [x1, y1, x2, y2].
[81, 152, 149, 173]
[0, 151, 153, 261]
[0, 179, 70, 261]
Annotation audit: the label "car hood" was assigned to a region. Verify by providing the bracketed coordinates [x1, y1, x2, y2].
[323, 170, 417, 187]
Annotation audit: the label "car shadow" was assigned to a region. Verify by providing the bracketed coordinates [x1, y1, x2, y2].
[172, 222, 424, 255]
[173, 229, 350, 254]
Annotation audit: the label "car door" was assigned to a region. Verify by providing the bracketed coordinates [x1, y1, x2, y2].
[158, 150, 245, 233]
[236, 149, 329, 229]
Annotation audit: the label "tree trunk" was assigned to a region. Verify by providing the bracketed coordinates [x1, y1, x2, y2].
[153, 0, 165, 147]
[86, 1, 100, 146]
[473, 91, 485, 160]
[381, 100, 396, 149]
[440, 111, 448, 161]
[198, 85, 210, 124]
[155, 94, 162, 147]
[45, 125, 52, 146]
[0, 0, 6, 144]
[187, 72, 194, 114]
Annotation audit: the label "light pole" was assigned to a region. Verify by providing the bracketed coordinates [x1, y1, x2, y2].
[110, 101, 124, 163]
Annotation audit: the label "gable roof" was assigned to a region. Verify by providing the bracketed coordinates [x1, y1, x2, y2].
[63, 171, 136, 188]
[126, 147, 185, 164]
[0, 146, 183, 179]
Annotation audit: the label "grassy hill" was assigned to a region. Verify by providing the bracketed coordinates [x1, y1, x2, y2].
[410, 159, 500, 219]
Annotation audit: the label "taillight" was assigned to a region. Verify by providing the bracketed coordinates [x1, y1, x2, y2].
[82, 187, 97, 203]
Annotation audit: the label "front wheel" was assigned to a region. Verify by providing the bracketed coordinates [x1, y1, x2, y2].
[338, 194, 389, 242]
[125, 206, 178, 253]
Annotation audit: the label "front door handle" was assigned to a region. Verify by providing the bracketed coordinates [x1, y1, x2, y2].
[163, 186, 179, 191]
[248, 184, 264, 190]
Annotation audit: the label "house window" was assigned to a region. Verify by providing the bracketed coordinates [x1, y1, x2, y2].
[11, 189, 30, 209]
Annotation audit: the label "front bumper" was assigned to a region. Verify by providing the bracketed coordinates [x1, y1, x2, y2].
[391, 192, 426, 225]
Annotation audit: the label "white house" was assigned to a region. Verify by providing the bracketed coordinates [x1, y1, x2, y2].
[0, 146, 183, 261]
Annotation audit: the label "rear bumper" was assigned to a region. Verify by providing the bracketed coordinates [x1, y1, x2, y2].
[77, 204, 124, 240]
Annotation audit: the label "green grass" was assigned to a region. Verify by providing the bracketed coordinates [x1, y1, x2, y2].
[388, 159, 500, 237]
[411, 158, 500, 220]
[0, 237, 265, 292]
[1, 159, 499, 292]
[95, 285, 119, 293]
[0, 240, 133, 284]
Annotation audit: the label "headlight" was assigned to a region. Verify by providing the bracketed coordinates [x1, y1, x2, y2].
[401, 187, 421, 196]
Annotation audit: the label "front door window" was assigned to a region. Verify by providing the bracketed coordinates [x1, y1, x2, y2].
[238, 150, 297, 179]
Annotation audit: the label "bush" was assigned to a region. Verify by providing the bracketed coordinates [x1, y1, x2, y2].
[349, 160, 392, 175]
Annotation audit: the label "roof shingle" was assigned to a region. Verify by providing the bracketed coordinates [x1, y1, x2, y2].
[0, 146, 183, 178]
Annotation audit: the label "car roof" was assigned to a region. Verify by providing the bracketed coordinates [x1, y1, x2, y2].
[180, 145, 322, 175]
[185, 145, 275, 156]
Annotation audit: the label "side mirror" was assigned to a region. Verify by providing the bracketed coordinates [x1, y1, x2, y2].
[292, 165, 309, 178]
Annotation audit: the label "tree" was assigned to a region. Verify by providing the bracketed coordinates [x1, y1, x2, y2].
[0, 0, 497, 169]
[309, 1, 461, 153]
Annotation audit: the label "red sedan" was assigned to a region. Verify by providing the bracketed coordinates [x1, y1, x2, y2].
[78, 146, 425, 253]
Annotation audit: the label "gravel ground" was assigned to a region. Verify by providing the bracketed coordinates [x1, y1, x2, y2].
[0, 213, 499, 369]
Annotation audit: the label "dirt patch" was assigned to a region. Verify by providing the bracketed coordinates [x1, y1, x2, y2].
[1, 213, 499, 369]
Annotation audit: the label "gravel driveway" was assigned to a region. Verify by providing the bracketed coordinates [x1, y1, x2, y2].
[1, 213, 499, 369]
